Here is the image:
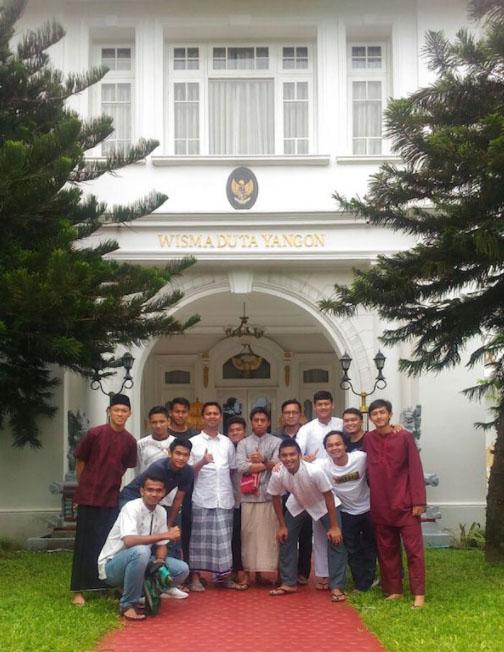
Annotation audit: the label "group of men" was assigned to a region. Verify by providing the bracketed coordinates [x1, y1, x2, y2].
[70, 390, 427, 620]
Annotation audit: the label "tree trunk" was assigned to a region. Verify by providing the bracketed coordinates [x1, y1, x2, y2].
[485, 415, 504, 562]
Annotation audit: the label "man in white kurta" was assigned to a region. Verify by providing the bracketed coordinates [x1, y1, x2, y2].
[188, 402, 236, 591]
[295, 390, 343, 584]
[267, 438, 347, 601]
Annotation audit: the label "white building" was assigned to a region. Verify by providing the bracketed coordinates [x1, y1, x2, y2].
[0, 0, 488, 540]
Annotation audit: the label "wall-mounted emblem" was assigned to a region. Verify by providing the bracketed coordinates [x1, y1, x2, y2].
[226, 167, 258, 210]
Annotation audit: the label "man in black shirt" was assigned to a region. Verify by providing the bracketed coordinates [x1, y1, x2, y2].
[120, 438, 193, 533]
[343, 408, 366, 452]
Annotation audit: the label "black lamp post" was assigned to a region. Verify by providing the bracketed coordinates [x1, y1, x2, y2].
[90, 352, 135, 396]
[339, 350, 387, 415]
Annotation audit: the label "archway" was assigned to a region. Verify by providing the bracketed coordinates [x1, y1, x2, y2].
[128, 270, 375, 436]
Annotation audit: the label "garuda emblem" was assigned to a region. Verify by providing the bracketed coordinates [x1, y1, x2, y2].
[226, 167, 258, 210]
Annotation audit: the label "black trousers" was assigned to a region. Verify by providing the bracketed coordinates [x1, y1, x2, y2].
[181, 482, 193, 565]
[282, 494, 312, 578]
[70, 505, 118, 591]
[340, 510, 377, 591]
[231, 506, 243, 572]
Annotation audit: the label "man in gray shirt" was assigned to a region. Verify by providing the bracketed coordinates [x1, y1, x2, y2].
[236, 407, 280, 587]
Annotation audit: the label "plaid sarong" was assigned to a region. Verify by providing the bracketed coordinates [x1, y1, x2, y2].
[189, 506, 233, 574]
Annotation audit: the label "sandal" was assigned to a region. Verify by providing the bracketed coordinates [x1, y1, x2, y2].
[315, 580, 329, 591]
[269, 586, 297, 596]
[120, 606, 146, 620]
[189, 580, 205, 592]
[330, 591, 347, 603]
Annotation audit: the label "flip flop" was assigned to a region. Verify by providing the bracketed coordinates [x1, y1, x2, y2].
[331, 591, 347, 603]
[120, 606, 146, 620]
[315, 581, 329, 590]
[189, 580, 205, 592]
[269, 586, 297, 596]
[297, 576, 309, 585]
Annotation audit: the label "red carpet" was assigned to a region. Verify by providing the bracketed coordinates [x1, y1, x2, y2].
[97, 582, 385, 652]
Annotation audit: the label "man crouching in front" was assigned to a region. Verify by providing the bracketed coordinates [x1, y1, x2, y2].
[97, 472, 189, 620]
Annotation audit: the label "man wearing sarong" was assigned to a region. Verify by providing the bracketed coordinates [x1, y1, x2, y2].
[188, 402, 236, 592]
[365, 399, 426, 608]
[236, 407, 280, 587]
[267, 438, 347, 602]
[70, 393, 137, 605]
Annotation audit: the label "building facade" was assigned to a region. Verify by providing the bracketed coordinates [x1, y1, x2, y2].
[0, 0, 489, 540]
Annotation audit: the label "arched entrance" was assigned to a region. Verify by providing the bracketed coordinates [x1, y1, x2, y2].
[129, 271, 374, 434]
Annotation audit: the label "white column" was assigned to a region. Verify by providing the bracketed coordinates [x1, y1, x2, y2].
[135, 18, 165, 150]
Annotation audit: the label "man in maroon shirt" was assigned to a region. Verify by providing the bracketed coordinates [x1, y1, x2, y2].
[70, 393, 137, 605]
[364, 399, 426, 608]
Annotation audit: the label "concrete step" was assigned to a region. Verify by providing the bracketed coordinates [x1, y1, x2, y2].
[26, 536, 75, 551]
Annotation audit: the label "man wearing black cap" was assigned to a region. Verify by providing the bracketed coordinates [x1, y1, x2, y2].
[70, 393, 137, 605]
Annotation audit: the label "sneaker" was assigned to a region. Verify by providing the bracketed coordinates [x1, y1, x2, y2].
[161, 586, 189, 600]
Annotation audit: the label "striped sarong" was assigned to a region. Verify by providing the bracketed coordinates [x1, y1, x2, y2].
[189, 506, 233, 574]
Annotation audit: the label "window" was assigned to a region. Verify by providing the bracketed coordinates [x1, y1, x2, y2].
[174, 47, 199, 70]
[213, 46, 269, 70]
[96, 45, 134, 156]
[303, 368, 329, 384]
[283, 81, 309, 154]
[165, 370, 191, 384]
[348, 43, 388, 155]
[282, 46, 308, 69]
[168, 43, 313, 156]
[174, 82, 200, 154]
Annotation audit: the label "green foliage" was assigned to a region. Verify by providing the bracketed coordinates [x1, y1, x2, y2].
[452, 522, 487, 549]
[321, 0, 504, 561]
[350, 549, 504, 652]
[0, 1, 198, 447]
[321, 1, 504, 428]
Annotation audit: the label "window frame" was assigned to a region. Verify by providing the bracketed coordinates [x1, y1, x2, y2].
[347, 41, 389, 156]
[166, 42, 314, 156]
[90, 42, 136, 156]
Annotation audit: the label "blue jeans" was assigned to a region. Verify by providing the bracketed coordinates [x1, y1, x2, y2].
[279, 510, 347, 590]
[104, 545, 189, 610]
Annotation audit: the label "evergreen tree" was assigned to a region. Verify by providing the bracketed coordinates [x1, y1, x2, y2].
[321, 0, 504, 562]
[0, 0, 197, 447]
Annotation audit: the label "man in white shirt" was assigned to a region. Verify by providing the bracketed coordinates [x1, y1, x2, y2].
[296, 390, 343, 589]
[97, 472, 189, 620]
[267, 438, 347, 602]
[188, 402, 236, 592]
[134, 405, 183, 559]
[135, 406, 174, 475]
[321, 430, 377, 591]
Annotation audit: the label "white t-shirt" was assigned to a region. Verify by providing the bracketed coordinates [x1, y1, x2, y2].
[318, 451, 370, 515]
[296, 416, 344, 459]
[135, 434, 177, 506]
[98, 498, 168, 579]
[190, 432, 236, 510]
[267, 459, 340, 521]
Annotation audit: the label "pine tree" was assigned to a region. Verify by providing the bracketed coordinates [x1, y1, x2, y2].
[0, 0, 197, 447]
[321, 0, 504, 562]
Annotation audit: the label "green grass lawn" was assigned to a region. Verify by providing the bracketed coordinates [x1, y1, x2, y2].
[349, 548, 504, 652]
[0, 548, 503, 651]
[0, 551, 119, 652]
